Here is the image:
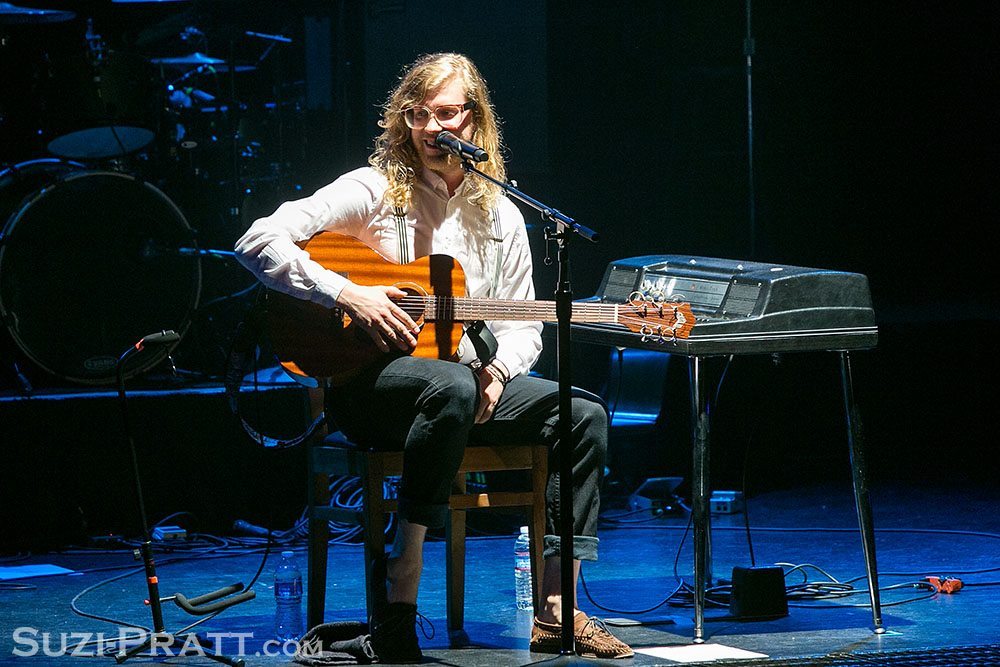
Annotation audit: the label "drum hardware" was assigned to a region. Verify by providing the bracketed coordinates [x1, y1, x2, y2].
[1, 4, 79, 158]
[207, 63, 258, 74]
[151, 38, 262, 189]
[244, 30, 292, 45]
[178, 24, 206, 49]
[141, 239, 236, 262]
[137, 25, 301, 236]
[9, 359, 32, 393]
[1, 13, 300, 386]
[0, 160, 201, 385]
[84, 17, 105, 67]
[41, 17, 161, 161]
[167, 84, 215, 109]
[150, 50, 225, 67]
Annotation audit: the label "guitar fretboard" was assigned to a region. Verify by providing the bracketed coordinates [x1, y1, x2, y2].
[397, 296, 620, 324]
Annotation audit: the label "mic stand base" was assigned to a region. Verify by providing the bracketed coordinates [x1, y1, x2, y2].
[531, 654, 596, 666]
[112, 540, 247, 667]
[115, 634, 246, 667]
[114, 350, 249, 667]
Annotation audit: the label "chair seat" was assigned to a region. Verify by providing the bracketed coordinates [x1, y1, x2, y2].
[307, 432, 548, 637]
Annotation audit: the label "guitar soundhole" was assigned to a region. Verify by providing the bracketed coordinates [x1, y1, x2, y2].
[397, 285, 426, 327]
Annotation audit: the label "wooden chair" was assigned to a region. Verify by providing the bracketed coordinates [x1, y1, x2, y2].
[306, 431, 548, 636]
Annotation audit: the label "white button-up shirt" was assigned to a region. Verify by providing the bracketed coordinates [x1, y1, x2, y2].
[234, 166, 543, 377]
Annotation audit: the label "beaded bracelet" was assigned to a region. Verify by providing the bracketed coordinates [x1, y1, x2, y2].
[483, 362, 510, 386]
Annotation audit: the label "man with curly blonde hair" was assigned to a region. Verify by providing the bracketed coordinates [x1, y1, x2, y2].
[236, 52, 632, 662]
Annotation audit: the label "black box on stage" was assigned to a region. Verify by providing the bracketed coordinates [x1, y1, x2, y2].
[729, 566, 788, 620]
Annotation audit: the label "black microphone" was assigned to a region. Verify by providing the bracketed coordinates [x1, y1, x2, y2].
[139, 330, 180, 347]
[435, 131, 489, 162]
[232, 519, 270, 537]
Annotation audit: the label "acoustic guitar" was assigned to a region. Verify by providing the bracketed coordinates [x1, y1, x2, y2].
[266, 233, 695, 384]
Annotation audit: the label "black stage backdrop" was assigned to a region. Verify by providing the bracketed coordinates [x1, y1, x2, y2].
[362, 0, 999, 485]
[1, 1, 996, 542]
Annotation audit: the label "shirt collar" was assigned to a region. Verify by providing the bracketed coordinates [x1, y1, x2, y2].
[418, 168, 467, 199]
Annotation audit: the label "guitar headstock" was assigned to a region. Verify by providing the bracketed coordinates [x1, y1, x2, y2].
[618, 292, 696, 341]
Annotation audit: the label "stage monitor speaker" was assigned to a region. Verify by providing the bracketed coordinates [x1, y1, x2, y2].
[729, 565, 788, 620]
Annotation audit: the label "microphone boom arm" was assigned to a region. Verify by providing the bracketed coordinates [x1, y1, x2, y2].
[461, 161, 598, 242]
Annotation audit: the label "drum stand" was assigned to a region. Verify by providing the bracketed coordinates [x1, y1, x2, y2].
[113, 331, 254, 666]
[6, 360, 34, 394]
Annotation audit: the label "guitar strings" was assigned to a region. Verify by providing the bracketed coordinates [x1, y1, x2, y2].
[392, 295, 690, 331]
[394, 295, 618, 322]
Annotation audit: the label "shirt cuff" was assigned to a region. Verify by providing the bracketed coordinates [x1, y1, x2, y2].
[493, 351, 523, 379]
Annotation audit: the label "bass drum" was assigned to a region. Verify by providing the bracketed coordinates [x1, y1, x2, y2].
[0, 160, 201, 385]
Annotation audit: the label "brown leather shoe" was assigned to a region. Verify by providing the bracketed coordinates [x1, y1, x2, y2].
[530, 612, 634, 659]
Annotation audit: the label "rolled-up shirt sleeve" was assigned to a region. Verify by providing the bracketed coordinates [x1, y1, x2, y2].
[233, 173, 375, 308]
[489, 219, 543, 378]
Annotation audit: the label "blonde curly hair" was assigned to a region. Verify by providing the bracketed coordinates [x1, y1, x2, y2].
[369, 53, 507, 214]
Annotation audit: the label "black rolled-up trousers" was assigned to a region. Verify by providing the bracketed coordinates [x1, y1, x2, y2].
[325, 356, 607, 561]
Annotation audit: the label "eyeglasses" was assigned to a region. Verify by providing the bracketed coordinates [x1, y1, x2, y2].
[402, 100, 476, 130]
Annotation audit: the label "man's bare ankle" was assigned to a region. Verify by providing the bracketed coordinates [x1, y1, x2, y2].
[386, 556, 422, 605]
[536, 608, 584, 625]
[536, 609, 557, 624]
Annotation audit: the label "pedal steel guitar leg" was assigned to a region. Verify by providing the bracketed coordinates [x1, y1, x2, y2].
[840, 351, 885, 633]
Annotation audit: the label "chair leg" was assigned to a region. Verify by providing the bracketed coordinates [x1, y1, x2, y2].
[361, 454, 387, 624]
[529, 445, 547, 617]
[446, 474, 467, 634]
[307, 467, 331, 630]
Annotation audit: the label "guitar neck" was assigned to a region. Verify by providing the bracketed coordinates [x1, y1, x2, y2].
[411, 296, 620, 325]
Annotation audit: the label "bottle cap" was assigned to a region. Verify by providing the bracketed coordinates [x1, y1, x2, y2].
[519, 526, 529, 534]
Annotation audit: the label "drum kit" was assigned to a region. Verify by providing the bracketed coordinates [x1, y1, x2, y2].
[0, 1, 299, 387]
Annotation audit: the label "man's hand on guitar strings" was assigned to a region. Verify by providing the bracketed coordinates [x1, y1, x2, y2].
[337, 283, 420, 352]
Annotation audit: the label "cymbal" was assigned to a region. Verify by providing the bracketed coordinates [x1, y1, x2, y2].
[150, 51, 224, 66]
[0, 2, 75, 24]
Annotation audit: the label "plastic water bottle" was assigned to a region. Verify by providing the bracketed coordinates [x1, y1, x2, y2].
[274, 550, 304, 642]
[514, 526, 533, 610]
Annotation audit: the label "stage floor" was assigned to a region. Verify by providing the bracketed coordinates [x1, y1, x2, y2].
[0, 478, 1000, 665]
[2, 479, 998, 666]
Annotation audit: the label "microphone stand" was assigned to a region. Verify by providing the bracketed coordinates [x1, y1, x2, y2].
[114, 333, 254, 667]
[462, 161, 598, 661]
